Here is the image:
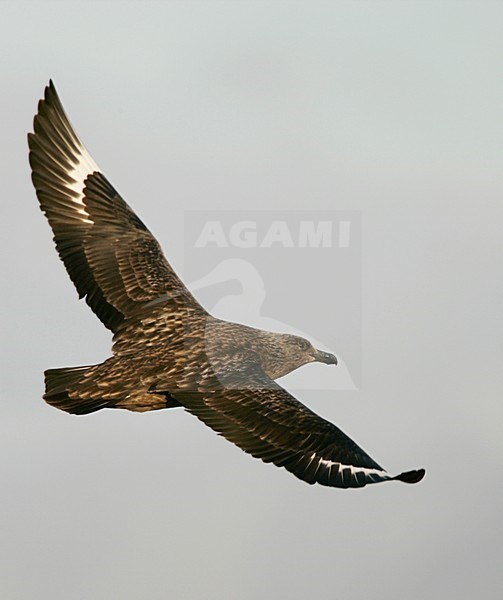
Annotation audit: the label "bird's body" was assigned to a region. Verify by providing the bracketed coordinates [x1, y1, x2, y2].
[50, 312, 328, 413]
[28, 81, 425, 489]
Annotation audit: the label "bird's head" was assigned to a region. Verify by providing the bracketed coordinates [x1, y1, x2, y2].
[259, 332, 338, 380]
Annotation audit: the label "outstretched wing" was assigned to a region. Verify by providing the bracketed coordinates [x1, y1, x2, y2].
[172, 373, 425, 489]
[28, 80, 204, 332]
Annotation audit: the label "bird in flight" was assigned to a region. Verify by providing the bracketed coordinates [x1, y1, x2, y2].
[28, 81, 425, 489]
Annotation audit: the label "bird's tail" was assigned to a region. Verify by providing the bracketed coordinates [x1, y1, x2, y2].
[44, 365, 111, 415]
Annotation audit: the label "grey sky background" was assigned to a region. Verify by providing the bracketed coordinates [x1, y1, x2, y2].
[1, 2, 502, 599]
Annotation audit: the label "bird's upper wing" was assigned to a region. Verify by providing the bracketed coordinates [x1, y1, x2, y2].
[169, 372, 425, 489]
[28, 81, 204, 332]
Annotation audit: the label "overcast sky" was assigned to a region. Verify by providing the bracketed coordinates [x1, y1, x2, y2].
[1, 2, 502, 599]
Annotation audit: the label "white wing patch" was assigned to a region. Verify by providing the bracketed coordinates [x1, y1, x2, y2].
[65, 139, 99, 224]
[310, 452, 392, 483]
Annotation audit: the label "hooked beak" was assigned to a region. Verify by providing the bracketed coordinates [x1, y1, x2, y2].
[312, 349, 338, 366]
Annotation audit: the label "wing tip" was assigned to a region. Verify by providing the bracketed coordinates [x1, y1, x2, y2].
[394, 468, 426, 484]
[44, 79, 58, 105]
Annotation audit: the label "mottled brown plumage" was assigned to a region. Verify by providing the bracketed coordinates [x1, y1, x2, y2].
[28, 81, 425, 488]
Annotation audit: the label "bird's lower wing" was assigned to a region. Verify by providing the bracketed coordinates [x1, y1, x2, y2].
[28, 81, 204, 332]
[172, 375, 425, 489]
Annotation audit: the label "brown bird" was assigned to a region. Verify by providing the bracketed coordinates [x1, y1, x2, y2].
[28, 81, 425, 489]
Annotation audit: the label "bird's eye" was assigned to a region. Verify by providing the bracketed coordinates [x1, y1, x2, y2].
[297, 338, 310, 350]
